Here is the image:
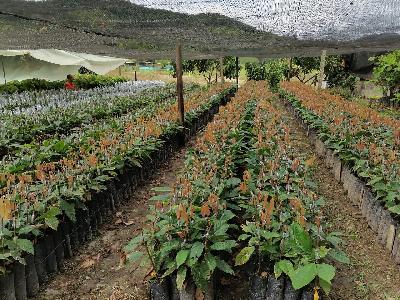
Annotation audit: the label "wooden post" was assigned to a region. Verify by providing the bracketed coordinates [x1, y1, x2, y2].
[318, 50, 327, 89]
[118, 65, 122, 76]
[287, 58, 292, 81]
[1, 58, 7, 85]
[176, 43, 184, 125]
[220, 57, 225, 84]
[235, 57, 239, 86]
[134, 71, 137, 81]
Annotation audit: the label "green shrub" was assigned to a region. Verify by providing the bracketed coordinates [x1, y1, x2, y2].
[371, 50, 400, 98]
[0, 74, 127, 94]
[245, 60, 288, 89]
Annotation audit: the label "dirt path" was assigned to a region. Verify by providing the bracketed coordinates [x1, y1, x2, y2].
[279, 101, 400, 300]
[34, 146, 190, 300]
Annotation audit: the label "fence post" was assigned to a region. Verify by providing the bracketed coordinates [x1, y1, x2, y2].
[176, 43, 184, 125]
[318, 50, 327, 89]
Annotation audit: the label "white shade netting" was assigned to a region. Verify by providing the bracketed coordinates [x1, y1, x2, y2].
[0, 0, 399, 58]
[0, 49, 128, 84]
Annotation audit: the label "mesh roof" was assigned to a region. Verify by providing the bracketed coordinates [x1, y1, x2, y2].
[1, 0, 399, 59]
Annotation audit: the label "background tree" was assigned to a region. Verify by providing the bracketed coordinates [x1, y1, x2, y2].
[245, 59, 288, 89]
[291, 57, 320, 84]
[371, 50, 400, 98]
[170, 57, 240, 85]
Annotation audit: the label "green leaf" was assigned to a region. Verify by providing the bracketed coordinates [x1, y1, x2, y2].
[289, 263, 317, 290]
[189, 242, 204, 266]
[292, 223, 313, 254]
[238, 234, 250, 241]
[210, 240, 237, 251]
[127, 252, 144, 263]
[149, 194, 170, 201]
[191, 262, 210, 290]
[60, 199, 76, 222]
[15, 239, 34, 254]
[260, 231, 280, 240]
[176, 267, 187, 290]
[215, 257, 234, 275]
[205, 253, 217, 272]
[234, 246, 255, 266]
[388, 205, 400, 215]
[152, 187, 173, 193]
[176, 249, 190, 268]
[45, 216, 59, 230]
[274, 260, 294, 278]
[319, 278, 332, 295]
[316, 263, 335, 284]
[328, 249, 350, 264]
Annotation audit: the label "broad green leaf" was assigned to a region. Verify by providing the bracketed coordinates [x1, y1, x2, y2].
[215, 257, 234, 275]
[191, 262, 210, 290]
[260, 231, 280, 240]
[238, 234, 250, 241]
[319, 278, 332, 295]
[328, 249, 350, 264]
[274, 260, 294, 278]
[176, 267, 187, 290]
[124, 235, 144, 252]
[189, 242, 204, 266]
[235, 246, 255, 266]
[292, 223, 313, 254]
[15, 239, 34, 254]
[316, 263, 335, 284]
[176, 249, 190, 268]
[289, 263, 317, 290]
[127, 252, 144, 263]
[205, 253, 217, 272]
[151, 187, 173, 193]
[149, 194, 170, 201]
[60, 199, 76, 222]
[210, 240, 237, 251]
[388, 205, 400, 215]
[45, 216, 59, 230]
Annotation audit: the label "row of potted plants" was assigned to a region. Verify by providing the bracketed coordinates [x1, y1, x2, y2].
[279, 82, 399, 217]
[0, 83, 235, 279]
[125, 81, 347, 299]
[0, 83, 199, 157]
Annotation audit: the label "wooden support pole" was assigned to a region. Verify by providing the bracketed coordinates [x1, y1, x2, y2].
[235, 57, 239, 86]
[318, 50, 327, 89]
[118, 65, 122, 76]
[176, 43, 185, 125]
[134, 71, 137, 81]
[220, 57, 225, 84]
[287, 57, 292, 81]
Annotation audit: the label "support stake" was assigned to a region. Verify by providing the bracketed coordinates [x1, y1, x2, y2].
[1, 58, 7, 85]
[176, 43, 185, 125]
[220, 57, 225, 84]
[235, 57, 239, 86]
[318, 50, 327, 89]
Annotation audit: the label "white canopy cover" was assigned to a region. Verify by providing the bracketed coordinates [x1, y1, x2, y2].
[0, 49, 128, 84]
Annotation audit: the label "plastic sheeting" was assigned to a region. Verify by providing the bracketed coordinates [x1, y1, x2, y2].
[0, 49, 127, 84]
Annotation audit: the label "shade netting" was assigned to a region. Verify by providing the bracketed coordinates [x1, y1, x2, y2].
[0, 0, 399, 58]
